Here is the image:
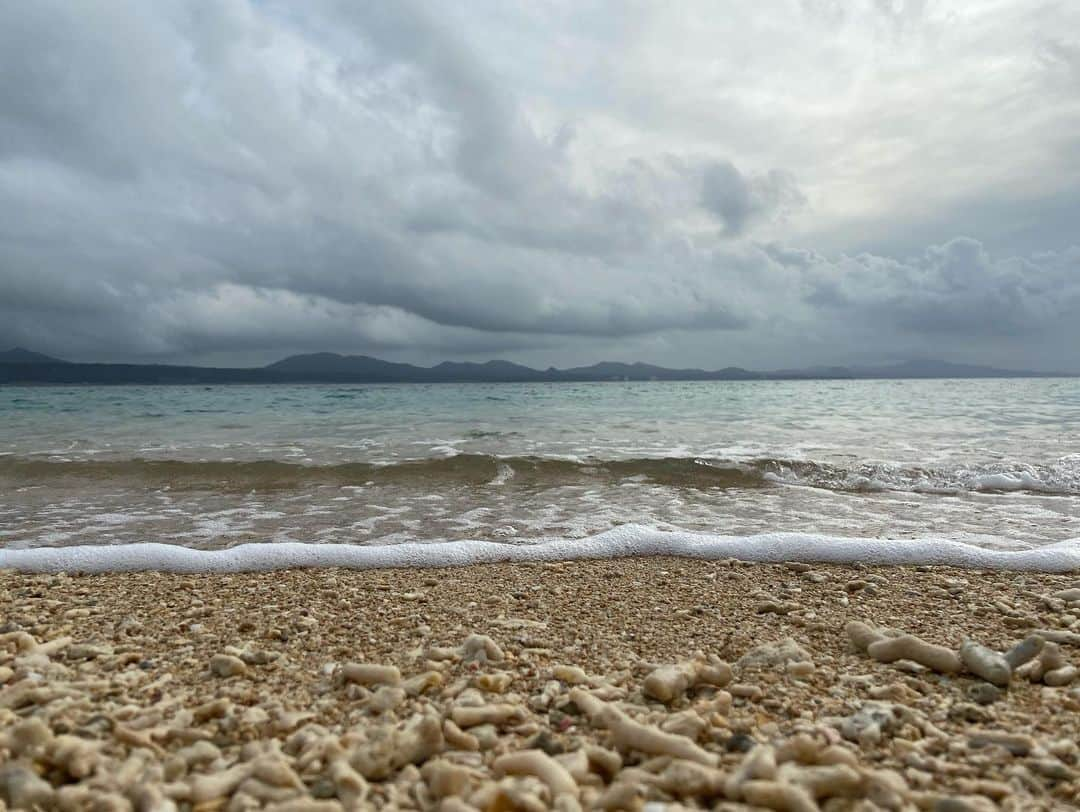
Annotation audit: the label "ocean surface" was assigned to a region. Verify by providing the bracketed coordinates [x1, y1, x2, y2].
[2, 378, 1080, 570]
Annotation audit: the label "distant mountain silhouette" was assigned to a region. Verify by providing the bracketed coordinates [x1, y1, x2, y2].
[269, 354, 761, 382]
[0, 349, 1067, 385]
[0, 347, 67, 364]
[267, 353, 426, 380]
[562, 361, 757, 380]
[430, 360, 541, 382]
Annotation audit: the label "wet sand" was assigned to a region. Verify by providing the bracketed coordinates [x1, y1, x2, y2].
[2, 557, 1080, 810]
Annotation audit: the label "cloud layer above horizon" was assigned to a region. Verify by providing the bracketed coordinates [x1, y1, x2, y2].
[2, 0, 1079, 370]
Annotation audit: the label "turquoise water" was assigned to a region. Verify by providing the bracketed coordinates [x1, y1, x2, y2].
[2, 378, 1080, 550]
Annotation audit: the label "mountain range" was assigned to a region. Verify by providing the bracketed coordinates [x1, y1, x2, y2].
[0, 348, 1068, 384]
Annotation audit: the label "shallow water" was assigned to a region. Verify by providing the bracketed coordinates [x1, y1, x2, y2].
[2, 378, 1079, 554]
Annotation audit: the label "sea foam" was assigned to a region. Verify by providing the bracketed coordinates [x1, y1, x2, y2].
[2, 525, 1079, 573]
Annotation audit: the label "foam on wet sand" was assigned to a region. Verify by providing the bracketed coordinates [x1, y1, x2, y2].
[3, 555, 1080, 809]
[3, 524, 1080, 573]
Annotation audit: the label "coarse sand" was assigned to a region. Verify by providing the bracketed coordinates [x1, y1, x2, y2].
[2, 557, 1080, 810]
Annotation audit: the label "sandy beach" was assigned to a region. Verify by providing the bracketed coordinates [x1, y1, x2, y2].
[2, 557, 1080, 810]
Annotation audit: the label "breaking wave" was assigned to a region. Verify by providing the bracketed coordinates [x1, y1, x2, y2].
[3, 454, 1080, 495]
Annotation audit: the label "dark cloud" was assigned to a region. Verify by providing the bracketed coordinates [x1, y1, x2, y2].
[701, 161, 806, 237]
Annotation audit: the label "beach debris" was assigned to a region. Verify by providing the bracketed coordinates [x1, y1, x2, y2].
[1003, 633, 1045, 669]
[724, 743, 777, 800]
[834, 702, 900, 745]
[966, 682, 1003, 705]
[845, 620, 965, 675]
[460, 633, 504, 664]
[493, 749, 579, 799]
[338, 662, 402, 687]
[1044, 664, 1078, 686]
[642, 657, 731, 703]
[867, 634, 962, 674]
[1015, 641, 1078, 685]
[967, 730, 1036, 757]
[570, 688, 718, 765]
[349, 713, 444, 779]
[735, 638, 811, 671]
[209, 653, 248, 678]
[845, 620, 886, 652]
[420, 758, 470, 800]
[958, 640, 1011, 686]
[450, 702, 526, 728]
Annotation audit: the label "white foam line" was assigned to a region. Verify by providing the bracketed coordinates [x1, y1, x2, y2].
[3, 525, 1080, 573]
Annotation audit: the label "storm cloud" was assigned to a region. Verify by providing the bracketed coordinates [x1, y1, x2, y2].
[701, 162, 805, 237]
[1, 1, 1079, 370]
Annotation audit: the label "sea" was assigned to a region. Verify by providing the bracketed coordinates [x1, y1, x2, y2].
[2, 378, 1080, 571]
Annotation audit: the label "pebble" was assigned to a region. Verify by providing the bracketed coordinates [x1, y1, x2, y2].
[339, 662, 402, 687]
[450, 703, 525, 728]
[1016, 640, 1075, 685]
[959, 640, 1011, 686]
[965, 682, 1003, 706]
[642, 658, 731, 703]
[571, 688, 718, 766]
[1003, 634, 1045, 669]
[493, 749, 579, 799]
[968, 730, 1035, 756]
[724, 744, 777, 800]
[1043, 664, 1078, 686]
[0, 764, 55, 809]
[728, 683, 764, 700]
[209, 653, 248, 678]
[867, 634, 963, 674]
[461, 634, 504, 664]
[735, 638, 811, 670]
[836, 702, 898, 746]
[845, 620, 885, 652]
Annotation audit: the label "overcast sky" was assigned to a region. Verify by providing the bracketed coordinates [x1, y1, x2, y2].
[2, 1, 1079, 370]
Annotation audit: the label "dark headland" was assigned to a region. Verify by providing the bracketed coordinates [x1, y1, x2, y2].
[0, 347, 1068, 385]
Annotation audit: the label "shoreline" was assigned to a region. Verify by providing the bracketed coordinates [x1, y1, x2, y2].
[3, 557, 1080, 809]
[3, 528, 1080, 575]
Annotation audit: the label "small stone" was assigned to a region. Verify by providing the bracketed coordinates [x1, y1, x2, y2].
[1004, 634, 1045, 669]
[787, 660, 815, 679]
[959, 640, 1011, 687]
[1044, 665, 1078, 687]
[867, 634, 962, 674]
[966, 682, 1003, 705]
[736, 638, 811, 670]
[968, 730, 1034, 757]
[837, 703, 898, 746]
[461, 634, 504, 663]
[725, 733, 757, 753]
[0, 764, 55, 810]
[65, 643, 112, 660]
[339, 662, 401, 687]
[209, 653, 248, 678]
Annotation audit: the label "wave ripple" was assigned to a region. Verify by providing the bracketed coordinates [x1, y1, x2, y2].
[4, 454, 1080, 495]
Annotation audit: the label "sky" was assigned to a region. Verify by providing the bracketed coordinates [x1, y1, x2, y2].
[1, 1, 1079, 371]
